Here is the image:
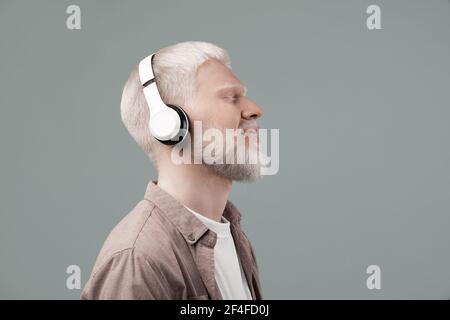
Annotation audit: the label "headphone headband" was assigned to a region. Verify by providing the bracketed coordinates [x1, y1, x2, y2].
[138, 54, 155, 84]
[138, 54, 166, 117]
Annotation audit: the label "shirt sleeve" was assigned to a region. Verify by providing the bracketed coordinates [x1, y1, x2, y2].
[81, 248, 173, 300]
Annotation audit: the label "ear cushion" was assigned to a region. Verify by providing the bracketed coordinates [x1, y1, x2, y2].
[156, 104, 190, 145]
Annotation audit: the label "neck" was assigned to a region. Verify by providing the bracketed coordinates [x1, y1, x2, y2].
[156, 156, 232, 222]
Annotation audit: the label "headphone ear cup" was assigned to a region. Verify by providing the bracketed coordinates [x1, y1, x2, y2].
[155, 104, 190, 145]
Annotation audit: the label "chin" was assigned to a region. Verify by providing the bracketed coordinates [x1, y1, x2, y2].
[205, 163, 262, 182]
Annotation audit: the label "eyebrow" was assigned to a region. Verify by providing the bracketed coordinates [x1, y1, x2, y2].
[215, 83, 248, 96]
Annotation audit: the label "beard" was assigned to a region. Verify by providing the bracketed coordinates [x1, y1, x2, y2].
[201, 127, 263, 182]
[205, 160, 261, 182]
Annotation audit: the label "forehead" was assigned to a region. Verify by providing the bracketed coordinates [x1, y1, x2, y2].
[195, 59, 244, 92]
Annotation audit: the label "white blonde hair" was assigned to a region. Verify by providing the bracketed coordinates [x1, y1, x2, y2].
[120, 41, 231, 163]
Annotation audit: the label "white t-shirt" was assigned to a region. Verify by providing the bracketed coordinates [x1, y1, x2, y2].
[184, 205, 252, 300]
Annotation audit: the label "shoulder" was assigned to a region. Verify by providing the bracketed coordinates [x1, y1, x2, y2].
[89, 199, 178, 277]
[81, 200, 185, 299]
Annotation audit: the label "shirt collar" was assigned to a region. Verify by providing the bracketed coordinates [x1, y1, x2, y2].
[143, 180, 242, 245]
[184, 205, 231, 238]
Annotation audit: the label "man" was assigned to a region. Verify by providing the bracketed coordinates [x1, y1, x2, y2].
[82, 41, 264, 300]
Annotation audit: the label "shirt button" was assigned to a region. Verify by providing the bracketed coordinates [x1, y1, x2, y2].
[188, 233, 196, 241]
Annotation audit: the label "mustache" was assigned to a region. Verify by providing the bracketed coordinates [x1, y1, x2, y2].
[238, 120, 259, 130]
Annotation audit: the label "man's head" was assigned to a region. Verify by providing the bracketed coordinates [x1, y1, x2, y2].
[120, 41, 263, 181]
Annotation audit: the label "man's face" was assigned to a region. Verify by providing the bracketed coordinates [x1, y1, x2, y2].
[187, 59, 264, 181]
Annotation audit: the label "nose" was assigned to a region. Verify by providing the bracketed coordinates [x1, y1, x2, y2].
[241, 98, 263, 121]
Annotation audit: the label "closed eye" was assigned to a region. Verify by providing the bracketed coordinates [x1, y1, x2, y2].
[226, 94, 241, 104]
[216, 84, 247, 104]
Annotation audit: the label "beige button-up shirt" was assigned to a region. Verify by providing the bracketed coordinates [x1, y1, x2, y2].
[81, 180, 263, 300]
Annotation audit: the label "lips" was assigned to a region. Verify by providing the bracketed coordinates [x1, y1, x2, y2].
[242, 126, 259, 133]
[241, 127, 260, 146]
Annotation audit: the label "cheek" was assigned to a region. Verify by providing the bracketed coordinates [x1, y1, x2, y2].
[192, 97, 240, 128]
[212, 99, 242, 128]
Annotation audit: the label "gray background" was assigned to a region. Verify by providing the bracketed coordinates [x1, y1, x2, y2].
[0, 0, 449, 299]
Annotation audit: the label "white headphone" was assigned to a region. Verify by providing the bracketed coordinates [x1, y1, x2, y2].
[138, 53, 190, 145]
